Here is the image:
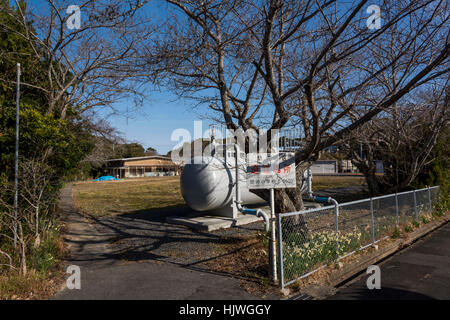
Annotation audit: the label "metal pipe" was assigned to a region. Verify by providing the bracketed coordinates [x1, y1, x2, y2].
[307, 167, 313, 199]
[277, 212, 285, 288]
[427, 186, 432, 212]
[370, 198, 375, 243]
[413, 189, 418, 218]
[395, 192, 399, 226]
[233, 144, 269, 232]
[269, 188, 277, 283]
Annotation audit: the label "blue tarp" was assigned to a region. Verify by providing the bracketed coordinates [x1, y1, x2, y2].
[94, 176, 119, 181]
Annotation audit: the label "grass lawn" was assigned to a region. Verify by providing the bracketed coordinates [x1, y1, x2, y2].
[311, 175, 366, 190]
[73, 176, 185, 216]
[73, 175, 366, 217]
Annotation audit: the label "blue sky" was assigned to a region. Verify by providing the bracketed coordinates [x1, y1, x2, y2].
[105, 1, 216, 155]
[94, 1, 217, 155]
[19, 0, 389, 155]
[19, 0, 216, 155]
[105, 90, 216, 155]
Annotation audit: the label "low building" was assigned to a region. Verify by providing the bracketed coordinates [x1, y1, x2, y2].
[104, 156, 181, 178]
[339, 159, 359, 173]
[310, 160, 338, 174]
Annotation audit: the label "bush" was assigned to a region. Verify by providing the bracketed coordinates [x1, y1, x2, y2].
[413, 128, 449, 213]
[29, 229, 63, 274]
[404, 223, 414, 233]
[283, 230, 361, 277]
[391, 227, 401, 239]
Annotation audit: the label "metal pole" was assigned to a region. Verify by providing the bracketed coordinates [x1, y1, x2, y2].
[334, 201, 339, 258]
[13, 63, 21, 248]
[413, 189, 418, 218]
[277, 213, 284, 289]
[307, 167, 313, 198]
[395, 192, 399, 226]
[427, 186, 432, 212]
[370, 198, 375, 244]
[269, 188, 277, 284]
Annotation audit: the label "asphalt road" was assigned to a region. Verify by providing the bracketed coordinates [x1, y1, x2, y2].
[54, 187, 264, 300]
[328, 222, 450, 300]
[54, 186, 448, 300]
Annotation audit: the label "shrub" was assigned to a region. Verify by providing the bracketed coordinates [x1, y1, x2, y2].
[29, 229, 63, 274]
[391, 227, 401, 239]
[404, 223, 414, 233]
[283, 230, 361, 277]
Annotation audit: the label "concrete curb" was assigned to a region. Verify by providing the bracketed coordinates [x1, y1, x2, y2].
[294, 214, 449, 299]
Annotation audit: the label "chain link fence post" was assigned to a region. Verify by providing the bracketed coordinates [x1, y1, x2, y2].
[335, 202, 339, 259]
[277, 213, 284, 289]
[413, 189, 418, 218]
[427, 186, 432, 212]
[395, 192, 399, 226]
[270, 188, 277, 284]
[370, 198, 375, 245]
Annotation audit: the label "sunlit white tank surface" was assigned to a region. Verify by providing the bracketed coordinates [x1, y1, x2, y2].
[180, 156, 264, 212]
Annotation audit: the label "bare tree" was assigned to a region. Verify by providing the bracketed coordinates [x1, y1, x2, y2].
[79, 116, 126, 168]
[143, 0, 449, 212]
[0, 0, 153, 127]
[0, 0, 154, 271]
[341, 86, 449, 195]
[19, 159, 57, 248]
[0, 178, 28, 274]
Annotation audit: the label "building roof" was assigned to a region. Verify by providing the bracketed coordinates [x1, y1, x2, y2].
[106, 155, 172, 162]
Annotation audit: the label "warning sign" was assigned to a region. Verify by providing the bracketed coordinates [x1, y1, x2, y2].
[246, 153, 296, 189]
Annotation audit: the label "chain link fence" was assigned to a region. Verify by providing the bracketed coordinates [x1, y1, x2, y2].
[278, 186, 440, 288]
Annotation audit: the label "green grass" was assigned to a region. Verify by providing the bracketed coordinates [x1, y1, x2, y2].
[73, 175, 366, 217]
[0, 270, 60, 300]
[0, 228, 64, 300]
[311, 175, 366, 190]
[73, 176, 185, 216]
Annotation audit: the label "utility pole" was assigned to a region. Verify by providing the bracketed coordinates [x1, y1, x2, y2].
[13, 63, 21, 248]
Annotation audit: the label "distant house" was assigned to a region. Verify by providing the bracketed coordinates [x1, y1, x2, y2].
[310, 160, 338, 174]
[311, 159, 384, 174]
[104, 156, 181, 178]
[339, 159, 359, 173]
[339, 159, 384, 174]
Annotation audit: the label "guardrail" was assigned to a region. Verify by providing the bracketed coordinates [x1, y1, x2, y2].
[277, 186, 440, 289]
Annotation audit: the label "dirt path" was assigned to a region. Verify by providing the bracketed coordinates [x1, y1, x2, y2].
[54, 186, 267, 300]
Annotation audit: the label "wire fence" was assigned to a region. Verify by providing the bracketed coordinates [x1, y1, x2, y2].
[277, 186, 440, 288]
